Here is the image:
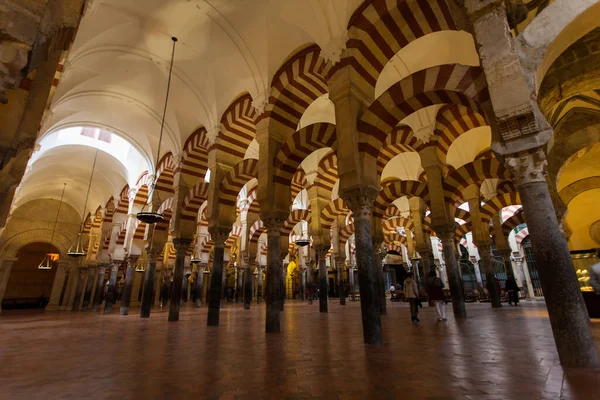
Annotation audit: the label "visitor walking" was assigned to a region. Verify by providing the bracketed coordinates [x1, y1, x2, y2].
[505, 275, 520, 306]
[403, 272, 419, 322]
[425, 271, 447, 321]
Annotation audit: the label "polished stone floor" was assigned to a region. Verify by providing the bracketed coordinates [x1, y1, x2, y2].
[0, 300, 599, 400]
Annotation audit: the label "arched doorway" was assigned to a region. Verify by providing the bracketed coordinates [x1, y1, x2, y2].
[2, 242, 59, 310]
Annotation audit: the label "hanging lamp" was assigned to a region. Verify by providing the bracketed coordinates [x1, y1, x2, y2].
[68, 148, 99, 258]
[190, 252, 201, 264]
[137, 37, 178, 225]
[39, 183, 67, 270]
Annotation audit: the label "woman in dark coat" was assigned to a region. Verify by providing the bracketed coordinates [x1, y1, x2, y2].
[425, 271, 447, 321]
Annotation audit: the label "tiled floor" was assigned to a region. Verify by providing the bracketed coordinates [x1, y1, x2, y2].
[0, 300, 599, 400]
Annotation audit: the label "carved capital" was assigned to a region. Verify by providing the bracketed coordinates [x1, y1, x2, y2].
[342, 187, 378, 221]
[0, 42, 28, 104]
[147, 250, 161, 263]
[315, 245, 330, 259]
[320, 32, 348, 66]
[210, 231, 229, 248]
[172, 238, 193, 252]
[126, 255, 139, 267]
[110, 260, 121, 272]
[505, 148, 548, 187]
[437, 228, 456, 243]
[262, 217, 286, 235]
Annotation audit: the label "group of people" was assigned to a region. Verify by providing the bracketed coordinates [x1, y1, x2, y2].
[399, 271, 447, 323]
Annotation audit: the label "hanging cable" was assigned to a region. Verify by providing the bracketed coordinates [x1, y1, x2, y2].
[78, 148, 99, 234]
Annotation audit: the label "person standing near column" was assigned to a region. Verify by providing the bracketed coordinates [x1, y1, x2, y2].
[404, 272, 419, 322]
[426, 271, 447, 321]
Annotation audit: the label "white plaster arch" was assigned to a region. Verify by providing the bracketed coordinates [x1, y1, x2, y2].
[0, 229, 73, 258]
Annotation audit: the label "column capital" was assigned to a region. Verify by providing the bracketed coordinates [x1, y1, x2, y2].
[126, 254, 139, 264]
[110, 260, 122, 271]
[209, 229, 229, 248]
[315, 245, 330, 259]
[505, 148, 548, 187]
[172, 237, 193, 251]
[147, 250, 162, 263]
[262, 217, 286, 235]
[341, 186, 378, 221]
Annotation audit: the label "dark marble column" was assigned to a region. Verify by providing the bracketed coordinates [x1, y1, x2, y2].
[280, 262, 286, 311]
[438, 230, 466, 318]
[257, 266, 263, 303]
[316, 246, 329, 313]
[71, 267, 88, 311]
[207, 232, 228, 326]
[335, 257, 346, 306]
[506, 150, 599, 367]
[306, 260, 314, 305]
[373, 246, 386, 315]
[194, 263, 205, 308]
[120, 255, 139, 316]
[244, 266, 253, 310]
[81, 267, 97, 311]
[300, 267, 306, 301]
[236, 267, 243, 303]
[91, 265, 106, 312]
[264, 218, 284, 333]
[169, 238, 192, 322]
[478, 243, 502, 308]
[344, 190, 382, 345]
[140, 251, 160, 318]
[104, 262, 120, 314]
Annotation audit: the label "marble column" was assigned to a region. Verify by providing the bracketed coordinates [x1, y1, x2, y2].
[194, 263, 205, 307]
[349, 266, 355, 291]
[306, 257, 314, 305]
[104, 261, 120, 314]
[264, 218, 284, 333]
[335, 256, 346, 306]
[438, 230, 466, 318]
[169, 238, 192, 322]
[316, 246, 329, 313]
[281, 262, 286, 311]
[154, 265, 164, 307]
[130, 270, 142, 306]
[515, 256, 534, 297]
[472, 260, 483, 287]
[207, 232, 228, 326]
[478, 243, 502, 308]
[236, 267, 243, 303]
[71, 267, 88, 312]
[61, 264, 80, 311]
[120, 255, 139, 316]
[372, 243, 386, 315]
[344, 191, 382, 345]
[0, 258, 17, 314]
[300, 267, 306, 301]
[81, 266, 97, 311]
[243, 266, 253, 310]
[46, 261, 68, 311]
[91, 265, 106, 312]
[257, 266, 263, 303]
[140, 251, 160, 318]
[506, 150, 599, 367]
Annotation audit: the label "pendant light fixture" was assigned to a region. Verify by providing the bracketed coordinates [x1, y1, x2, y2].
[190, 252, 201, 264]
[135, 260, 145, 273]
[39, 183, 67, 270]
[137, 36, 178, 225]
[68, 148, 99, 258]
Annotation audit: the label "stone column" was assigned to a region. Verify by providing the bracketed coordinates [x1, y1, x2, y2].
[514, 256, 534, 297]
[0, 257, 17, 314]
[257, 266, 263, 303]
[46, 261, 68, 311]
[372, 243, 386, 315]
[349, 265, 355, 290]
[91, 265, 107, 312]
[120, 255, 139, 316]
[61, 263, 80, 311]
[140, 252, 160, 318]
[169, 238, 192, 322]
[472, 260, 483, 287]
[505, 151, 599, 367]
[335, 256, 346, 306]
[300, 267, 306, 301]
[306, 256, 314, 305]
[478, 243, 502, 308]
[438, 229, 467, 318]
[72, 267, 89, 311]
[104, 261, 120, 314]
[236, 267, 243, 303]
[207, 232, 228, 326]
[344, 189, 382, 345]
[81, 266, 97, 311]
[194, 263, 205, 307]
[281, 261, 287, 311]
[264, 218, 284, 333]
[315, 246, 329, 313]
[243, 264, 253, 310]
[130, 269, 142, 306]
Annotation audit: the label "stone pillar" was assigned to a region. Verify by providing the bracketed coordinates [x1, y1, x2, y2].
[81, 266, 97, 311]
[344, 190, 382, 345]
[104, 261, 120, 314]
[243, 265, 253, 310]
[91, 265, 106, 312]
[120, 255, 139, 316]
[72, 267, 88, 311]
[257, 266, 263, 303]
[515, 256, 534, 297]
[130, 269, 142, 306]
[140, 252, 160, 318]
[306, 256, 314, 305]
[207, 232, 228, 326]
[281, 261, 286, 311]
[349, 266, 355, 290]
[154, 264, 164, 307]
[335, 256, 346, 305]
[194, 263, 205, 307]
[300, 267, 306, 301]
[315, 246, 329, 313]
[478, 243, 502, 308]
[505, 151, 599, 367]
[169, 238, 192, 322]
[0, 257, 17, 314]
[438, 229, 467, 318]
[372, 243, 386, 315]
[264, 218, 284, 333]
[472, 260, 483, 287]
[61, 263, 80, 311]
[46, 261, 68, 311]
[236, 267, 243, 303]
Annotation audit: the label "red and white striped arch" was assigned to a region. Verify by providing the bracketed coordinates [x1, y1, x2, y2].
[219, 158, 258, 207]
[320, 198, 350, 230]
[180, 126, 209, 186]
[443, 158, 511, 206]
[215, 93, 257, 160]
[373, 179, 430, 218]
[433, 104, 487, 163]
[376, 124, 424, 177]
[181, 181, 209, 222]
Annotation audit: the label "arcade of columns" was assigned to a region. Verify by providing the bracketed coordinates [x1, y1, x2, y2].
[0, 0, 599, 369]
